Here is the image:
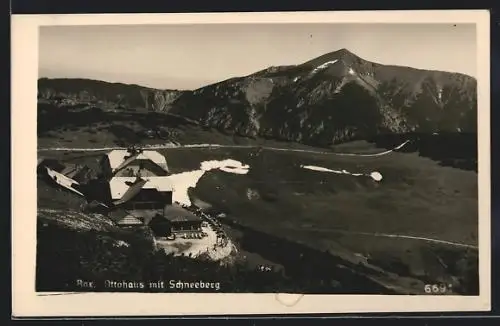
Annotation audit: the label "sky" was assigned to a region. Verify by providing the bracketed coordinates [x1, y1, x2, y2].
[39, 23, 476, 90]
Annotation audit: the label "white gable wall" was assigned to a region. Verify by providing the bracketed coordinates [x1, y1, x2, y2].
[105, 150, 169, 173]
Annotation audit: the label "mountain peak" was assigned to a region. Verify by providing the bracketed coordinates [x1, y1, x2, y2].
[301, 48, 363, 68]
[333, 48, 355, 57]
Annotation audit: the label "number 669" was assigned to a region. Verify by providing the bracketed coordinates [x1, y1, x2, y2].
[424, 284, 448, 294]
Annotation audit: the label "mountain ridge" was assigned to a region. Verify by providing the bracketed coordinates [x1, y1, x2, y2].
[38, 48, 477, 147]
[169, 48, 476, 145]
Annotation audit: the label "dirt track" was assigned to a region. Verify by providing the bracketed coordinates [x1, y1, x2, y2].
[37, 140, 411, 157]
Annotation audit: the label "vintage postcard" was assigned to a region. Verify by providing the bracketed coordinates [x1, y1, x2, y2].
[12, 10, 490, 317]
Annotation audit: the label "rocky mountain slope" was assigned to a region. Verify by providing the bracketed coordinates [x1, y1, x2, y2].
[38, 48, 477, 147]
[38, 78, 181, 112]
[171, 48, 477, 145]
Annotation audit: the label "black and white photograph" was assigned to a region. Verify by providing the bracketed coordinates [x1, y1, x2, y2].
[12, 11, 491, 316]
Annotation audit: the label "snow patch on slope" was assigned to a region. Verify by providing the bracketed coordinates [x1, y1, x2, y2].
[310, 59, 339, 76]
[300, 164, 383, 181]
[167, 159, 250, 206]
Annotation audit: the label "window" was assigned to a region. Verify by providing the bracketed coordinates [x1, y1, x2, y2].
[133, 202, 148, 210]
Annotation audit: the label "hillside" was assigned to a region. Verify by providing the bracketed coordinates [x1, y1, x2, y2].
[171, 48, 477, 145]
[38, 78, 182, 112]
[37, 141, 479, 294]
[38, 48, 477, 148]
[36, 184, 397, 294]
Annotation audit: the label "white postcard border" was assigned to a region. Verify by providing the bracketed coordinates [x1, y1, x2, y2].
[11, 10, 491, 317]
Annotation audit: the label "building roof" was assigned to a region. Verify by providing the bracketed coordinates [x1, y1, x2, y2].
[108, 208, 135, 223]
[109, 208, 163, 225]
[108, 209, 144, 225]
[164, 204, 201, 222]
[109, 176, 173, 200]
[45, 167, 85, 197]
[105, 149, 168, 174]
